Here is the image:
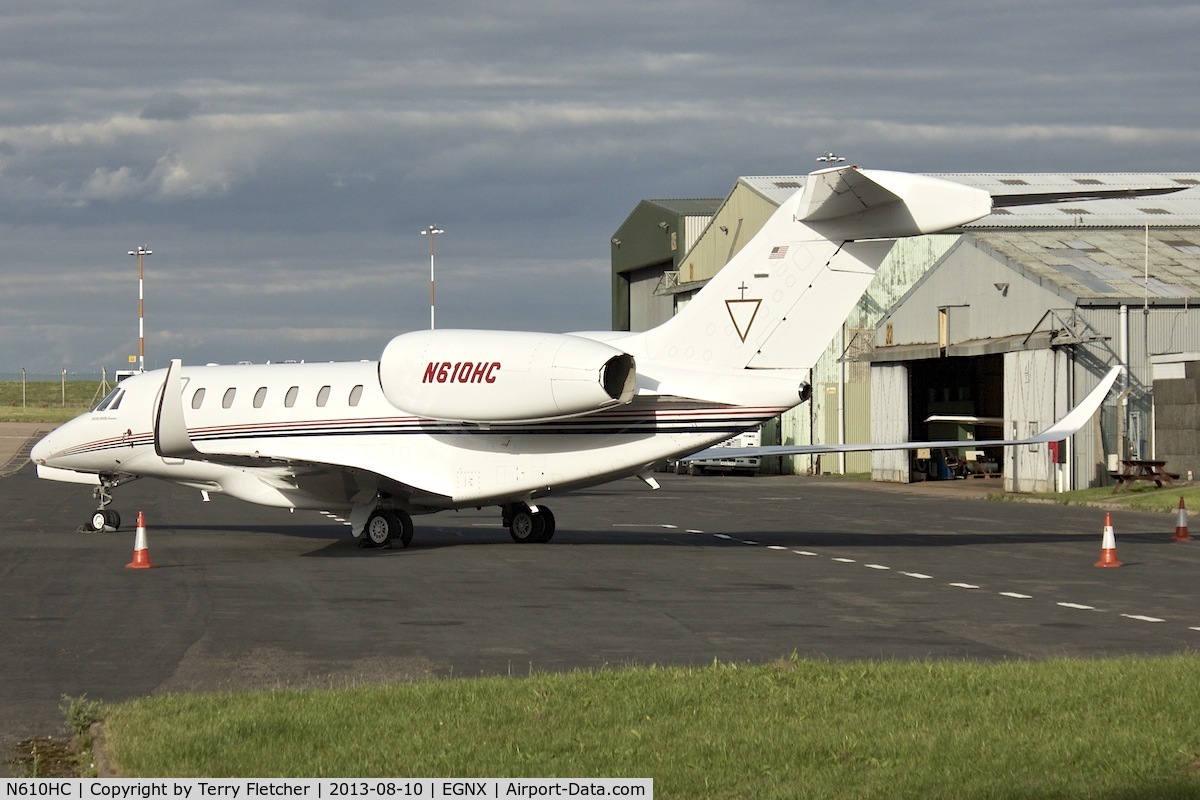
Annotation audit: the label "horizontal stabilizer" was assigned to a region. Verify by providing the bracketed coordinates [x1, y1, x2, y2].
[992, 186, 1184, 208]
[682, 366, 1121, 462]
[793, 166, 994, 240]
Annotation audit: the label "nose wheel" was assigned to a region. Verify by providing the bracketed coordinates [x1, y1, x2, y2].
[89, 509, 122, 532]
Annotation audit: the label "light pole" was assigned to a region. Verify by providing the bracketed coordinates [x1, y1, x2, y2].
[128, 246, 152, 372]
[420, 225, 444, 330]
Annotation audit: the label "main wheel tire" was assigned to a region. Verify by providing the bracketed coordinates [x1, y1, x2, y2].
[396, 509, 414, 548]
[509, 507, 546, 543]
[364, 510, 398, 548]
[533, 506, 556, 543]
[105, 510, 121, 531]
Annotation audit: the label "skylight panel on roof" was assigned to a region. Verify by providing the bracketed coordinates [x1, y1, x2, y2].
[1172, 178, 1200, 186]
[1059, 207, 1092, 215]
[1140, 208, 1170, 215]
[999, 178, 1029, 185]
[1073, 178, 1104, 185]
[774, 181, 802, 189]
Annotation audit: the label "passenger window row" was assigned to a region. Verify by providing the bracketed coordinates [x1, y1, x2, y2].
[190, 384, 365, 410]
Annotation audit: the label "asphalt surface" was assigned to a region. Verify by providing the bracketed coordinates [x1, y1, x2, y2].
[3, 436, 1199, 767]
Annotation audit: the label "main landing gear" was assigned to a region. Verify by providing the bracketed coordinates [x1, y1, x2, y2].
[354, 502, 557, 550]
[358, 508, 415, 549]
[503, 502, 556, 543]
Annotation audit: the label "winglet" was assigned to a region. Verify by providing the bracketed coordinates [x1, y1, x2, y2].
[154, 359, 200, 458]
[1028, 365, 1123, 442]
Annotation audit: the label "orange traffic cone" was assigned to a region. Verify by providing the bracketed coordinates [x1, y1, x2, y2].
[1094, 512, 1123, 568]
[1173, 497, 1191, 542]
[125, 511, 156, 569]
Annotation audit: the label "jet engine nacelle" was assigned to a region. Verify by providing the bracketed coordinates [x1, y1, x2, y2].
[378, 329, 637, 423]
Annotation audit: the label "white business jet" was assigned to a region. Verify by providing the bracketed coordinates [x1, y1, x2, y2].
[32, 165, 1125, 548]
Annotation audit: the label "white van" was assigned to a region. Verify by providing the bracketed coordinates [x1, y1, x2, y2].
[675, 427, 762, 476]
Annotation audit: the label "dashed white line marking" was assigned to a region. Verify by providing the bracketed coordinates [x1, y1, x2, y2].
[742, 540, 760, 546]
[1191, 627, 1200, 632]
[864, 564, 890, 571]
[686, 529, 705, 534]
[1121, 614, 1165, 623]
[793, 550, 819, 557]
[999, 592, 1033, 599]
[900, 572, 933, 579]
[1057, 602, 1096, 611]
[949, 582, 980, 590]
[714, 533, 732, 540]
[831, 557, 856, 563]
[767, 545, 788, 551]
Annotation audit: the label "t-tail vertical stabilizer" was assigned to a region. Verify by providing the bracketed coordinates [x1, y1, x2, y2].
[628, 166, 993, 377]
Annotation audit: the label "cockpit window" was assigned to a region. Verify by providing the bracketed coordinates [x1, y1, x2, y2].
[108, 390, 125, 411]
[92, 387, 124, 412]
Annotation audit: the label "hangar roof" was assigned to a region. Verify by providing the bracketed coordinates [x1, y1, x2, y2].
[971, 228, 1200, 302]
[738, 173, 1200, 227]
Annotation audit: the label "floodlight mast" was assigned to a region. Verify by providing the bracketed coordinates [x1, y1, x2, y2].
[128, 246, 152, 372]
[420, 225, 444, 330]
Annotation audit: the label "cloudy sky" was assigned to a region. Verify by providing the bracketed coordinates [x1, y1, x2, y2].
[3, 0, 1198, 376]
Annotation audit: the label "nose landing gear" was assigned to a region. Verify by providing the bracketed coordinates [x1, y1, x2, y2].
[83, 482, 122, 532]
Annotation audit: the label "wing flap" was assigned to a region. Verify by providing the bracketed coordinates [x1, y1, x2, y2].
[683, 366, 1121, 461]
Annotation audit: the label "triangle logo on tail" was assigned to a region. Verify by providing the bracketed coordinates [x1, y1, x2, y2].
[725, 295, 762, 343]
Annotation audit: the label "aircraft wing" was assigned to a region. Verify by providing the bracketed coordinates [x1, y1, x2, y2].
[682, 366, 1121, 462]
[153, 359, 454, 506]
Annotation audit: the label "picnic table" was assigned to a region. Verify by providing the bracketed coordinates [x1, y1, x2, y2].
[1109, 459, 1180, 494]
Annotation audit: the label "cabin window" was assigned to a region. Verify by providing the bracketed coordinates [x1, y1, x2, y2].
[253, 387, 268, 408]
[222, 388, 236, 409]
[348, 385, 363, 406]
[191, 388, 206, 409]
[284, 386, 299, 408]
[316, 385, 331, 407]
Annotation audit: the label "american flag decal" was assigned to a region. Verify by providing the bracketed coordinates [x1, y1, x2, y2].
[769, 245, 788, 259]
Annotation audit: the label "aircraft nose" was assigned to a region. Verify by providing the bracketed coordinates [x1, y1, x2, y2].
[30, 432, 55, 464]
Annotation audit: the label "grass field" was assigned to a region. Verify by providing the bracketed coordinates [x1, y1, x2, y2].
[98, 657, 1200, 797]
[0, 380, 99, 422]
[1023, 483, 1200, 515]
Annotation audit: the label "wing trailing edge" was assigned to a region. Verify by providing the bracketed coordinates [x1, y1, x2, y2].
[682, 366, 1122, 462]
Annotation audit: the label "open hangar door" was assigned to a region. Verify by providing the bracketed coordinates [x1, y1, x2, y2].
[904, 355, 1005, 482]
